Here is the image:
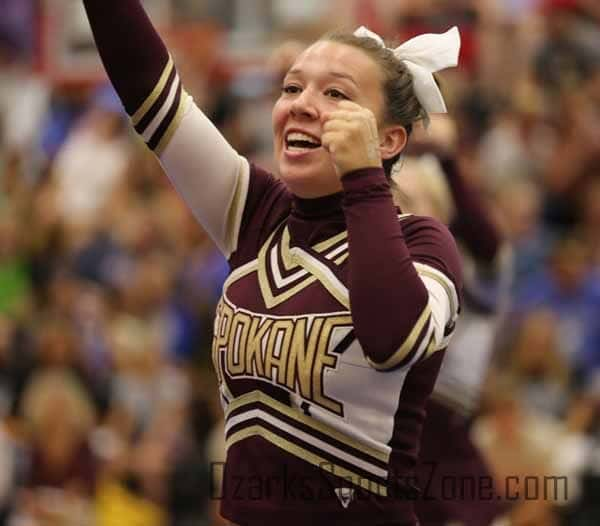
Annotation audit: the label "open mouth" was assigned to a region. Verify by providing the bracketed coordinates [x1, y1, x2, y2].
[285, 131, 322, 152]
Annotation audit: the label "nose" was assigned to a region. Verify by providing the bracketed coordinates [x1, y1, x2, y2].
[290, 88, 318, 119]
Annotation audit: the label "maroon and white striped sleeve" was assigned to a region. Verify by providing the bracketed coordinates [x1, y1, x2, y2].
[342, 168, 462, 371]
[83, 0, 249, 258]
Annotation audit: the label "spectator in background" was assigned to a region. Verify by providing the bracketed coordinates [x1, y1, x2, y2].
[534, 0, 600, 99]
[0, 316, 21, 525]
[0, 0, 34, 61]
[52, 86, 131, 230]
[106, 313, 190, 434]
[514, 235, 600, 387]
[576, 177, 600, 269]
[496, 177, 555, 294]
[0, 416, 16, 525]
[542, 74, 600, 229]
[473, 373, 585, 526]
[505, 310, 572, 418]
[0, 209, 32, 319]
[13, 369, 98, 526]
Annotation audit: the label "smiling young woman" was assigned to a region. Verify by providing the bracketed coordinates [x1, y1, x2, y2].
[272, 39, 398, 198]
[82, 2, 462, 525]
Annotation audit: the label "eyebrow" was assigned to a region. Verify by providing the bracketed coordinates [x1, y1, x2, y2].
[286, 68, 359, 88]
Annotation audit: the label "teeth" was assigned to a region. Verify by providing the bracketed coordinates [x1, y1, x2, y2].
[288, 145, 312, 152]
[286, 132, 320, 145]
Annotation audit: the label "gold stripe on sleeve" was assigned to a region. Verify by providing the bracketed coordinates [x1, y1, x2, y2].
[414, 263, 458, 317]
[155, 90, 191, 157]
[131, 56, 174, 126]
[366, 305, 432, 371]
[223, 159, 250, 258]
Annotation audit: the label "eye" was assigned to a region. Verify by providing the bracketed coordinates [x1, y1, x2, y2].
[282, 84, 302, 94]
[325, 88, 349, 100]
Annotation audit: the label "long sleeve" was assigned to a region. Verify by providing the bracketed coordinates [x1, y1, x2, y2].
[441, 157, 502, 264]
[341, 168, 462, 370]
[82, 0, 168, 114]
[82, 0, 250, 258]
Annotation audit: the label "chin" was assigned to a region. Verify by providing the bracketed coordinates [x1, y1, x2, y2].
[278, 159, 341, 198]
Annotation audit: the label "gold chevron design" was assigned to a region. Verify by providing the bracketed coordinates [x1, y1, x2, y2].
[231, 214, 413, 310]
[224, 390, 390, 495]
[258, 229, 321, 309]
[257, 227, 352, 309]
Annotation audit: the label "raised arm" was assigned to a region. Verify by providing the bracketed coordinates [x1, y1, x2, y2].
[83, 0, 249, 258]
[440, 157, 502, 265]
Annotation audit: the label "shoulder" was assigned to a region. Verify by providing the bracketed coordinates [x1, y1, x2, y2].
[243, 163, 292, 232]
[230, 164, 292, 268]
[401, 214, 463, 298]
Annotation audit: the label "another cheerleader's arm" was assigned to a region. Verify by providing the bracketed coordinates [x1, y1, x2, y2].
[83, 0, 249, 258]
[342, 168, 463, 371]
[440, 157, 502, 265]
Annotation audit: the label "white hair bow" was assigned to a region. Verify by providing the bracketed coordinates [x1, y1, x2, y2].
[353, 26, 461, 120]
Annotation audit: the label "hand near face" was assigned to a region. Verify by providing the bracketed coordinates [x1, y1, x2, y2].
[322, 101, 382, 177]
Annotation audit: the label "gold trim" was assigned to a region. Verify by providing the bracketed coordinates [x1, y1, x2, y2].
[280, 228, 299, 272]
[257, 228, 351, 309]
[244, 215, 420, 310]
[334, 253, 349, 265]
[155, 90, 190, 156]
[132, 56, 174, 126]
[324, 243, 348, 262]
[226, 390, 389, 462]
[261, 275, 318, 309]
[423, 332, 438, 359]
[224, 160, 250, 258]
[367, 305, 432, 370]
[310, 213, 409, 255]
[313, 231, 348, 253]
[414, 263, 458, 317]
[257, 229, 319, 309]
[221, 378, 235, 404]
[223, 260, 258, 295]
[293, 250, 350, 309]
[226, 425, 387, 496]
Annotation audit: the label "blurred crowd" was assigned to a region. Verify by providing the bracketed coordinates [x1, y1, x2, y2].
[1, 0, 600, 525]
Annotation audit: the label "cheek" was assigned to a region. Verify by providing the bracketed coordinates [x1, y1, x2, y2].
[272, 99, 287, 137]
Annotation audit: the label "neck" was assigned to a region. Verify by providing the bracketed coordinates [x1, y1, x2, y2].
[288, 192, 345, 248]
[292, 192, 344, 219]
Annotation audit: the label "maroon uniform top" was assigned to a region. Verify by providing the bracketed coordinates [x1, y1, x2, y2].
[82, 2, 463, 524]
[211, 165, 461, 526]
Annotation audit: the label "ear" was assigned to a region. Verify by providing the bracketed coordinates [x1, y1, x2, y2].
[379, 125, 408, 162]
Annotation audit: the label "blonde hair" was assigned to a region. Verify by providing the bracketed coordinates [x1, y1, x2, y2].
[21, 368, 96, 437]
[391, 154, 455, 223]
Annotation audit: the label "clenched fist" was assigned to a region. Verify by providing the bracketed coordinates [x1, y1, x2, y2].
[322, 101, 382, 177]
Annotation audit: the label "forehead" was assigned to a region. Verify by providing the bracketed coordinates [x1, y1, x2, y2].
[289, 40, 383, 89]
